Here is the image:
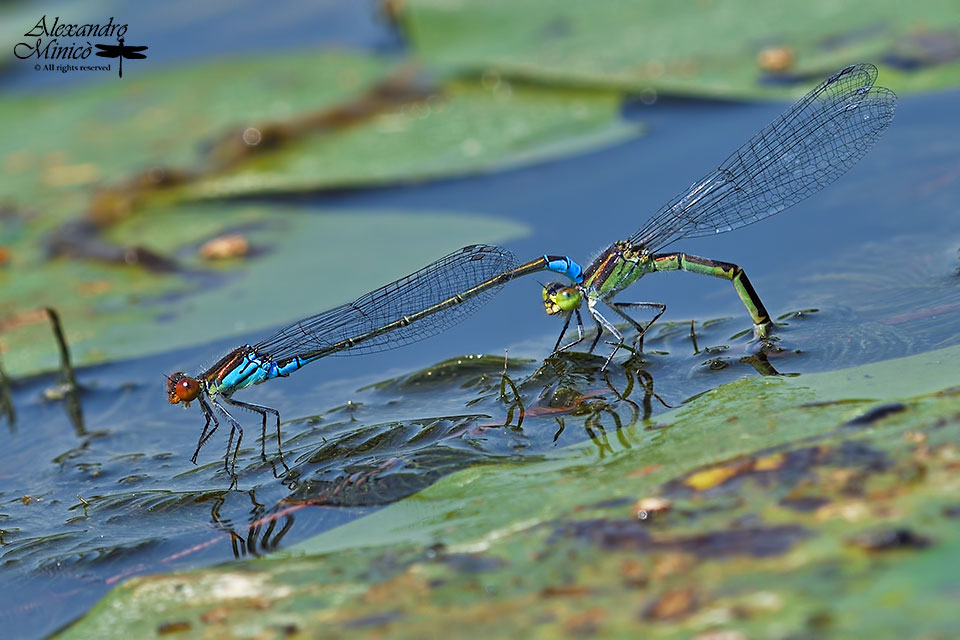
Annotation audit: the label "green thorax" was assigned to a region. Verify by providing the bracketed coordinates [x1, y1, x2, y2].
[582, 241, 655, 298]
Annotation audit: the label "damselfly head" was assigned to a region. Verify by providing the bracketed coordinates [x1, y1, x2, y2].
[542, 282, 582, 316]
[166, 372, 200, 405]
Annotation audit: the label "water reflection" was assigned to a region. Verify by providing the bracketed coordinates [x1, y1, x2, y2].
[262, 345, 684, 506]
[1, 308, 86, 435]
[543, 350, 671, 447]
[205, 490, 295, 559]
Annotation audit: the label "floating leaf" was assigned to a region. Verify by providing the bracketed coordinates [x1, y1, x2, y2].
[58, 345, 960, 639]
[184, 80, 639, 199]
[396, 0, 960, 97]
[0, 51, 394, 206]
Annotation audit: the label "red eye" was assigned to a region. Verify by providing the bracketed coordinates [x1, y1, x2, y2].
[167, 373, 200, 404]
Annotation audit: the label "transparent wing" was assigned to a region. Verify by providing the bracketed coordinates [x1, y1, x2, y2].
[630, 63, 897, 253]
[254, 245, 517, 361]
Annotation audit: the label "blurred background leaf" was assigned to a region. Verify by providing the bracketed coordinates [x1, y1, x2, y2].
[395, 0, 960, 97]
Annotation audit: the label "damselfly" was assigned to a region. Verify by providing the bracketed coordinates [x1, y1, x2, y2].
[541, 63, 897, 366]
[167, 245, 582, 478]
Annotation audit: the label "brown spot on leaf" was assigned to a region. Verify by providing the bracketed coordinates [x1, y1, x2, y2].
[642, 587, 698, 621]
[652, 553, 695, 579]
[363, 570, 429, 605]
[1, 309, 49, 333]
[619, 558, 649, 588]
[199, 233, 250, 260]
[627, 464, 663, 478]
[808, 609, 835, 630]
[200, 607, 230, 624]
[540, 584, 592, 598]
[157, 620, 191, 634]
[76, 280, 110, 296]
[644, 422, 671, 431]
[565, 607, 607, 635]
[823, 467, 863, 492]
[756, 46, 795, 72]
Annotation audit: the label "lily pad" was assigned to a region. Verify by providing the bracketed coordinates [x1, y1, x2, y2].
[395, 0, 960, 97]
[56, 344, 960, 638]
[183, 79, 639, 198]
[0, 51, 394, 205]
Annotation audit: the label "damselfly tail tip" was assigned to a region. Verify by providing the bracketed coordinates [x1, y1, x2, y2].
[166, 371, 200, 405]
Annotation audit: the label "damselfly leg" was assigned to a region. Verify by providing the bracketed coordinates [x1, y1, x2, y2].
[219, 395, 283, 465]
[193, 396, 220, 464]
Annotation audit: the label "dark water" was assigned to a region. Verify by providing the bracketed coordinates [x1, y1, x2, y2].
[2, 3, 960, 639]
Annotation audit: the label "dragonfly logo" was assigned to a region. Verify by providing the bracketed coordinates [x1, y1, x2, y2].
[94, 38, 148, 78]
[13, 15, 148, 79]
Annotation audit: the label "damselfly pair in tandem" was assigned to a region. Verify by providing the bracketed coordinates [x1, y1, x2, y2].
[168, 64, 896, 481]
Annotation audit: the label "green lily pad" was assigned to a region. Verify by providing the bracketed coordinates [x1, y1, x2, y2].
[396, 0, 960, 97]
[56, 344, 960, 638]
[0, 51, 394, 205]
[0, 204, 529, 377]
[0, 49, 638, 209]
[183, 80, 639, 198]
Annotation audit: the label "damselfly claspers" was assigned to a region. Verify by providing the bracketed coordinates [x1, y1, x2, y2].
[167, 245, 582, 478]
[541, 63, 897, 367]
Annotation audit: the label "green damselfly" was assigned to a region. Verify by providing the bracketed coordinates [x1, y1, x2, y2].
[542, 63, 897, 366]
